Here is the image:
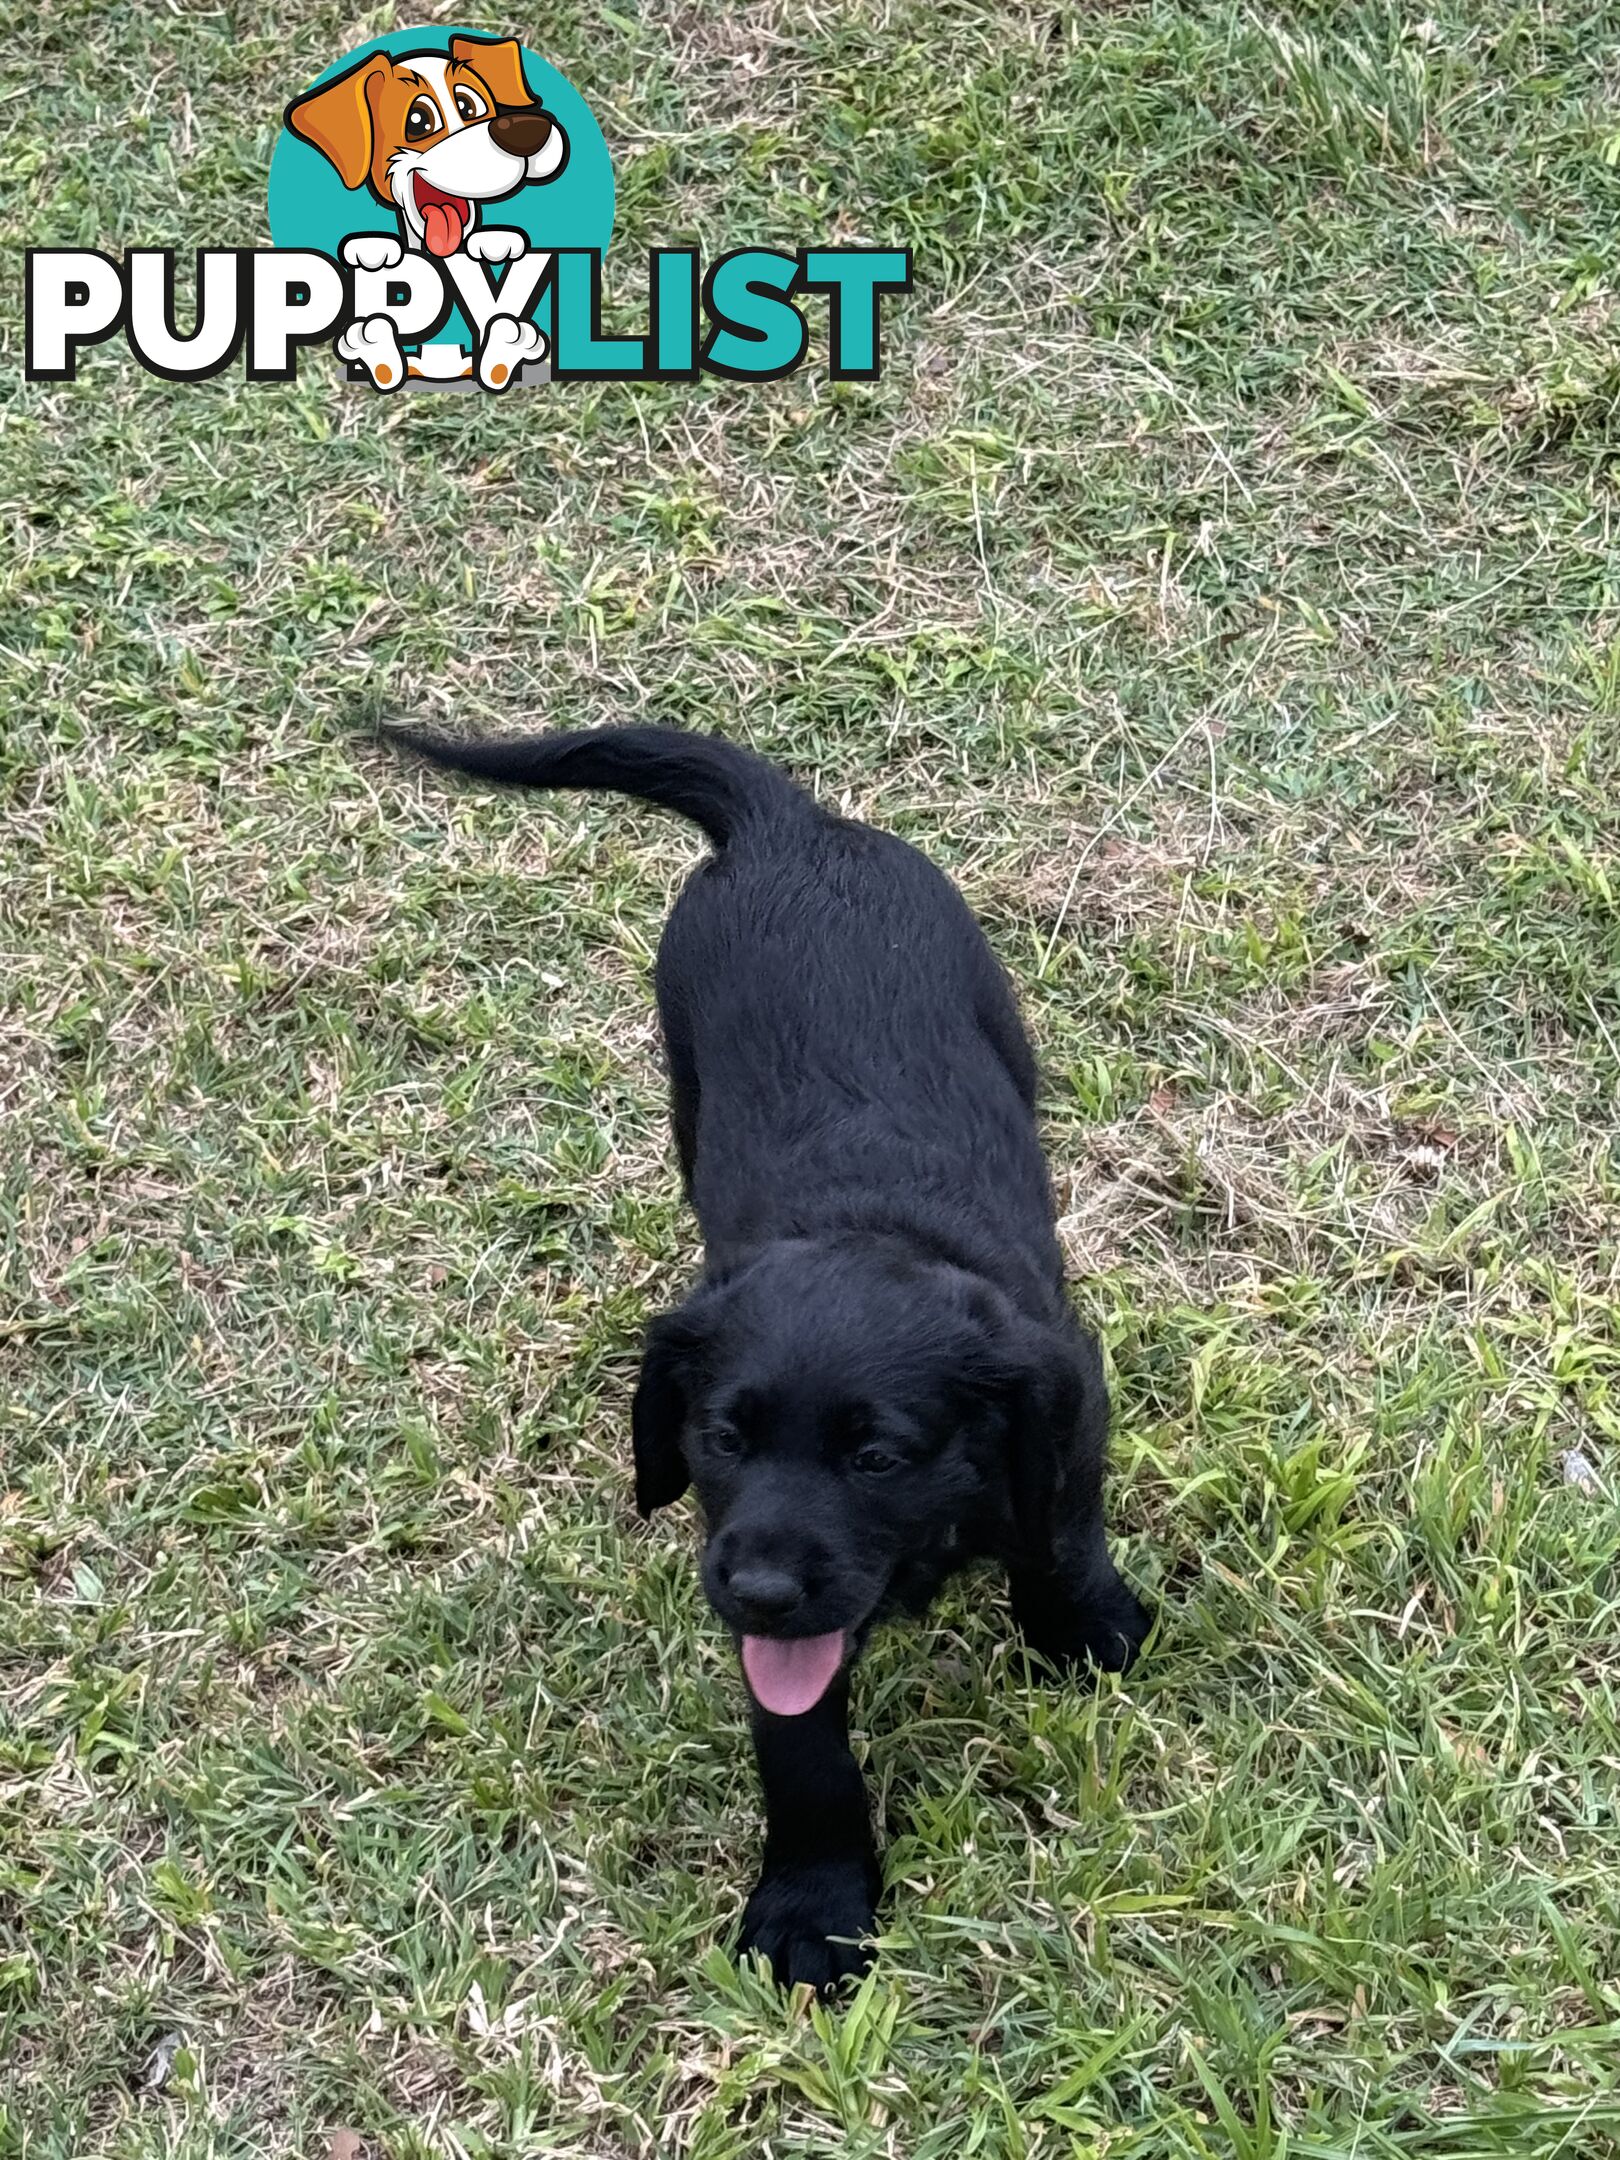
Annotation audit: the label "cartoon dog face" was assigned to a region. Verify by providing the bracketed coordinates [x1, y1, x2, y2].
[286, 36, 569, 257]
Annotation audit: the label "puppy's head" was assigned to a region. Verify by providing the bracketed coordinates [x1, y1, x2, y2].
[633, 1239, 1091, 1716]
[285, 37, 568, 256]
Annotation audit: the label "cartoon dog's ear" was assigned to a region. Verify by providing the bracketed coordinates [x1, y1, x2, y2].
[285, 55, 388, 190]
[450, 35, 535, 110]
[631, 1299, 714, 1517]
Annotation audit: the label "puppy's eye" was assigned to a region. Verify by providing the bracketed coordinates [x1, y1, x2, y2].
[708, 1427, 743, 1458]
[851, 1444, 898, 1475]
[405, 96, 441, 141]
[454, 87, 487, 122]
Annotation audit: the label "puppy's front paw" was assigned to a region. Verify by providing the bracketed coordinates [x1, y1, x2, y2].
[1014, 1571, 1151, 1678]
[738, 1858, 878, 1994]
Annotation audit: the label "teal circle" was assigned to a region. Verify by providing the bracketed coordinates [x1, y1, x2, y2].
[267, 26, 613, 355]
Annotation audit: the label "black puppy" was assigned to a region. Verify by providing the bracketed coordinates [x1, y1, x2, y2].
[391, 724, 1149, 1989]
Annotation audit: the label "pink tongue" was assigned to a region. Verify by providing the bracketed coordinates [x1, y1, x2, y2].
[423, 199, 466, 257]
[741, 1631, 846, 1717]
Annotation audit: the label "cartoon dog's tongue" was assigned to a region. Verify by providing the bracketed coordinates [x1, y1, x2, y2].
[741, 1632, 846, 1717]
[414, 176, 470, 258]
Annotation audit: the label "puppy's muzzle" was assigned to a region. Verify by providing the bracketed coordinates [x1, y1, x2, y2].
[723, 1563, 805, 1629]
[491, 108, 554, 159]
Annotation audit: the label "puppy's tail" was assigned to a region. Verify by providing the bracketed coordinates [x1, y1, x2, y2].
[383, 723, 809, 849]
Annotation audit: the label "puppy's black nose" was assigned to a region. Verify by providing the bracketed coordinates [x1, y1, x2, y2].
[726, 1564, 802, 1624]
[491, 108, 553, 158]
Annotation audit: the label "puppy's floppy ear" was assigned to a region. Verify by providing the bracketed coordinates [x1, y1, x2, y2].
[450, 35, 536, 110]
[286, 54, 389, 190]
[967, 1300, 1101, 1559]
[632, 1300, 712, 1517]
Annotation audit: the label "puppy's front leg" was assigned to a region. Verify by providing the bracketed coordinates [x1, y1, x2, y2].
[738, 1673, 879, 1992]
[1009, 1507, 1150, 1676]
[1002, 1335, 1151, 1678]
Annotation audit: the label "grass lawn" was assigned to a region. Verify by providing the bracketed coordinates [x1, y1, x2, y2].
[5, 0, 1620, 2152]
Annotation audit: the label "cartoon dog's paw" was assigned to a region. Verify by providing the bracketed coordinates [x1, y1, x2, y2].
[336, 313, 406, 390]
[477, 314, 546, 391]
[340, 234, 404, 273]
[465, 227, 528, 265]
